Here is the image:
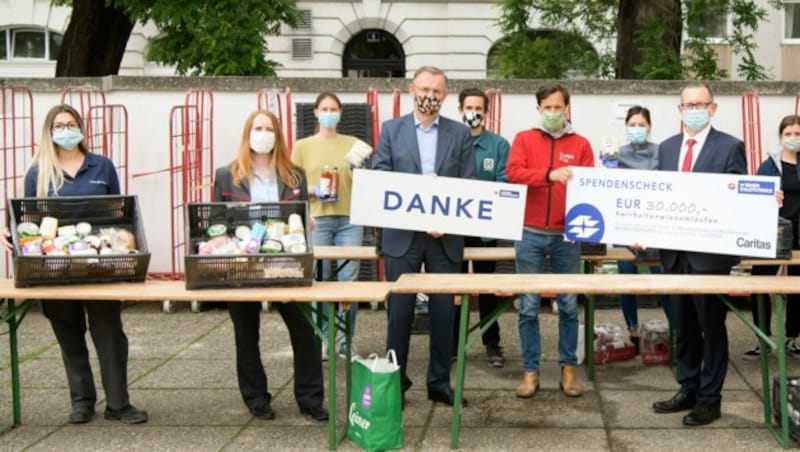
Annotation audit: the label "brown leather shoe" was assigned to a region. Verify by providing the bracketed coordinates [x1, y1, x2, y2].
[516, 371, 540, 398]
[560, 365, 582, 397]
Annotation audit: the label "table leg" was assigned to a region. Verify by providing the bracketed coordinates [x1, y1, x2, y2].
[757, 295, 771, 426]
[584, 294, 595, 381]
[775, 295, 790, 448]
[721, 293, 786, 448]
[327, 302, 337, 450]
[8, 298, 21, 426]
[343, 305, 353, 441]
[451, 294, 470, 449]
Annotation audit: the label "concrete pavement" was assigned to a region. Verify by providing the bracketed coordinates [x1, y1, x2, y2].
[0, 302, 794, 451]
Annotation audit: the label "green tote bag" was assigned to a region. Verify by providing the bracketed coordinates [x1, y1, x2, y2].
[347, 350, 403, 452]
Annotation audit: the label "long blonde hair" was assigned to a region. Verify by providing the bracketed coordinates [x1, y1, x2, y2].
[32, 105, 89, 197]
[230, 110, 302, 189]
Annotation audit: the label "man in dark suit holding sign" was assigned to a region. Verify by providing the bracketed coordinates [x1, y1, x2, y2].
[652, 82, 747, 426]
[373, 66, 476, 407]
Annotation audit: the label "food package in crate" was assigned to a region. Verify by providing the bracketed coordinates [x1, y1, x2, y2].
[593, 323, 636, 364]
[16, 218, 139, 257]
[185, 201, 313, 289]
[640, 319, 669, 365]
[196, 212, 307, 256]
[772, 376, 800, 441]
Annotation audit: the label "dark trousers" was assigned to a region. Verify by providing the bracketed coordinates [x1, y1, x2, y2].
[384, 232, 460, 393]
[41, 300, 130, 410]
[750, 264, 800, 337]
[228, 302, 323, 412]
[668, 253, 729, 405]
[453, 236, 501, 351]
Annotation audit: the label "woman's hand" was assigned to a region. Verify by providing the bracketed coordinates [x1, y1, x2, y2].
[309, 216, 317, 231]
[0, 228, 13, 252]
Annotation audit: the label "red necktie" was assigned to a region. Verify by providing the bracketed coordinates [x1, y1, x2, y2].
[681, 139, 696, 172]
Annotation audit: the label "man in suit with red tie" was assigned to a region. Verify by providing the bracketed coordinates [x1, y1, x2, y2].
[651, 82, 747, 426]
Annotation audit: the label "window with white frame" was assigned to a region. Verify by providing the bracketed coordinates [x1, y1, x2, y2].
[0, 27, 63, 61]
[687, 4, 728, 40]
[786, 1, 800, 40]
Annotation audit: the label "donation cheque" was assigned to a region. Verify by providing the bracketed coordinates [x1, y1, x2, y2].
[349, 169, 527, 241]
[564, 167, 780, 258]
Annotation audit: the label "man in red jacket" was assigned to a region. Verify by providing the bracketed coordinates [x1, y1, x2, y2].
[506, 83, 595, 400]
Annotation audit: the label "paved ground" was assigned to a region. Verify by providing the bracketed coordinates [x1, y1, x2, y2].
[0, 300, 795, 451]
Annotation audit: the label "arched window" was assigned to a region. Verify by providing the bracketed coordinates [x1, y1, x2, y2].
[0, 27, 63, 61]
[342, 29, 405, 78]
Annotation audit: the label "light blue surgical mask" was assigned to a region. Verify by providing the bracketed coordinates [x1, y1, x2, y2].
[625, 126, 648, 145]
[682, 110, 709, 132]
[52, 130, 84, 151]
[782, 138, 800, 153]
[318, 112, 341, 129]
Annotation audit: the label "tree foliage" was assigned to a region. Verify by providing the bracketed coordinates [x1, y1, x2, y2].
[52, 0, 300, 76]
[495, 0, 782, 80]
[141, 0, 300, 76]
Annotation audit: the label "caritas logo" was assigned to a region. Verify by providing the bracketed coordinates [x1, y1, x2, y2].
[349, 402, 371, 430]
[362, 385, 372, 410]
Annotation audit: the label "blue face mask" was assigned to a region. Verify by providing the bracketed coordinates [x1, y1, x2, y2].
[625, 126, 648, 145]
[318, 112, 341, 129]
[52, 130, 84, 151]
[682, 110, 709, 132]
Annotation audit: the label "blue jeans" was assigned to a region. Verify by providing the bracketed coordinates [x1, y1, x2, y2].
[515, 230, 580, 372]
[617, 260, 671, 330]
[311, 216, 363, 342]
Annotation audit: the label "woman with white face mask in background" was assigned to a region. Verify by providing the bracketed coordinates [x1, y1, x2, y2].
[743, 114, 800, 360]
[213, 110, 328, 422]
[291, 92, 372, 361]
[601, 105, 671, 352]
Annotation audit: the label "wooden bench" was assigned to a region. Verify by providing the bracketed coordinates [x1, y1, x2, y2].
[392, 272, 800, 449]
[0, 279, 392, 451]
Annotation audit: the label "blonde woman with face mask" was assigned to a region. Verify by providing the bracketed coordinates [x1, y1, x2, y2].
[212, 110, 327, 422]
[0, 104, 147, 425]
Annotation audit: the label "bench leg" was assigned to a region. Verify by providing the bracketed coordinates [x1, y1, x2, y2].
[584, 294, 595, 381]
[775, 295, 790, 448]
[451, 294, 470, 449]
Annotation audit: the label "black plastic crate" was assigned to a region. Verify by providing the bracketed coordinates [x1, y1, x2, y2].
[633, 248, 661, 263]
[580, 242, 607, 256]
[184, 201, 313, 289]
[772, 375, 800, 441]
[8, 195, 150, 288]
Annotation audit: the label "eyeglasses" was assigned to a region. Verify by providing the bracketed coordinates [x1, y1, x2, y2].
[52, 122, 80, 132]
[679, 102, 713, 111]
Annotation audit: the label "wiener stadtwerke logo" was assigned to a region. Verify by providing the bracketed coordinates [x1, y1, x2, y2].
[565, 203, 605, 242]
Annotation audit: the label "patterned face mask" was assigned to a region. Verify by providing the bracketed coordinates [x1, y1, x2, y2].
[414, 94, 442, 115]
[462, 111, 483, 129]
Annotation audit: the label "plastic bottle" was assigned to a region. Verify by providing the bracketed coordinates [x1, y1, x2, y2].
[282, 213, 308, 253]
[320, 165, 332, 198]
[330, 166, 339, 201]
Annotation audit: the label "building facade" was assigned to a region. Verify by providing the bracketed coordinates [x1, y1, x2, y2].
[1, 0, 800, 80]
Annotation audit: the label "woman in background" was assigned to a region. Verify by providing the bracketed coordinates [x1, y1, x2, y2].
[742, 114, 800, 360]
[602, 105, 671, 350]
[291, 92, 372, 360]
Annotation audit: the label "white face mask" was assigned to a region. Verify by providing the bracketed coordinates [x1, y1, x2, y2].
[250, 130, 275, 154]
